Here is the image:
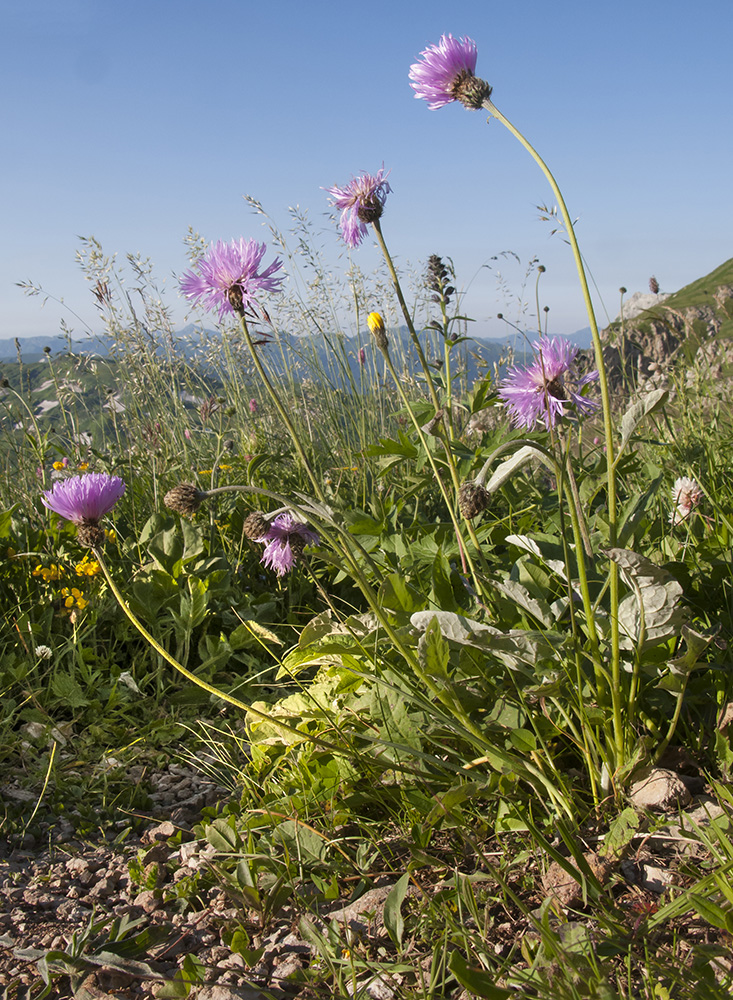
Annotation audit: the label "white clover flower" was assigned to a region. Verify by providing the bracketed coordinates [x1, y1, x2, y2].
[34, 645, 53, 660]
[669, 476, 703, 525]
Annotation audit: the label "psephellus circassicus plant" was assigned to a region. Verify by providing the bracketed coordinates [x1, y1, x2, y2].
[409, 33, 625, 775]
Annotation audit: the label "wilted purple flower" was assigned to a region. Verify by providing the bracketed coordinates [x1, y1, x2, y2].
[260, 512, 319, 577]
[180, 239, 284, 321]
[669, 477, 703, 525]
[358, 347, 366, 366]
[249, 398, 258, 414]
[42, 472, 125, 546]
[324, 168, 391, 248]
[409, 34, 491, 110]
[498, 338, 599, 430]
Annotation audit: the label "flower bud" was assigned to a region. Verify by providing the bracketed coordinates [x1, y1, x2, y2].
[367, 312, 388, 352]
[164, 483, 206, 517]
[243, 511, 270, 541]
[458, 481, 490, 519]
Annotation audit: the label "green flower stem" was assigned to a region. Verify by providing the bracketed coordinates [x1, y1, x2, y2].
[94, 546, 356, 755]
[378, 344, 484, 593]
[651, 677, 689, 767]
[371, 219, 442, 415]
[237, 313, 325, 503]
[483, 98, 623, 765]
[371, 222, 492, 574]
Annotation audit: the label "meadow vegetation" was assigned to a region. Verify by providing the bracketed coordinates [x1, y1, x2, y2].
[2, 33, 733, 1000]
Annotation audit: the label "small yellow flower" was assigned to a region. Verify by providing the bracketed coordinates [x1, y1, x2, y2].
[367, 311, 385, 336]
[218, 463, 232, 471]
[34, 563, 65, 582]
[77, 461, 89, 471]
[198, 469, 213, 476]
[52, 460, 67, 471]
[104, 528, 117, 544]
[367, 311, 388, 350]
[61, 587, 87, 610]
[75, 555, 101, 578]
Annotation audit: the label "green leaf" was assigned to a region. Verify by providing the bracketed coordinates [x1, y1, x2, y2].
[619, 388, 668, 455]
[688, 893, 733, 934]
[379, 573, 423, 614]
[608, 548, 685, 650]
[485, 444, 553, 494]
[417, 617, 450, 681]
[509, 728, 537, 753]
[602, 807, 640, 858]
[383, 872, 410, 949]
[50, 673, 89, 708]
[448, 950, 512, 999]
[204, 817, 241, 852]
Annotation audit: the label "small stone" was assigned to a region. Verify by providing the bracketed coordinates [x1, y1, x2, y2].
[142, 820, 176, 844]
[133, 889, 162, 913]
[630, 767, 692, 811]
[144, 842, 173, 865]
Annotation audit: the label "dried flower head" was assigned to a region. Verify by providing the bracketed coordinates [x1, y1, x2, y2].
[458, 480, 490, 519]
[649, 276, 660, 295]
[325, 168, 391, 248]
[42, 472, 125, 547]
[497, 337, 599, 430]
[164, 483, 206, 517]
[34, 645, 53, 660]
[367, 312, 388, 351]
[260, 512, 319, 577]
[409, 34, 491, 110]
[180, 239, 284, 321]
[669, 477, 703, 525]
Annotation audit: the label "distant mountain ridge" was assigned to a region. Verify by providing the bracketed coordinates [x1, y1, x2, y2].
[0, 323, 594, 378]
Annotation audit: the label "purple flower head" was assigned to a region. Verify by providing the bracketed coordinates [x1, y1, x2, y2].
[498, 338, 599, 430]
[42, 472, 125, 546]
[180, 239, 284, 321]
[249, 398, 258, 414]
[409, 34, 490, 110]
[260, 512, 319, 577]
[42, 472, 126, 524]
[324, 168, 391, 248]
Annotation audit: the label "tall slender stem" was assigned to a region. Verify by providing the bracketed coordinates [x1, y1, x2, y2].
[483, 98, 624, 764]
[237, 313, 325, 503]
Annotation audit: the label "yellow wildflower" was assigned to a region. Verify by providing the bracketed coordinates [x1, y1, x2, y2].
[77, 461, 89, 471]
[61, 587, 88, 610]
[33, 563, 65, 582]
[75, 555, 101, 578]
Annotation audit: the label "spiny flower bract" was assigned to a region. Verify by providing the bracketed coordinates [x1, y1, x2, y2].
[409, 34, 479, 109]
[260, 512, 319, 577]
[42, 473, 126, 524]
[325, 168, 391, 248]
[498, 337, 599, 430]
[180, 239, 284, 321]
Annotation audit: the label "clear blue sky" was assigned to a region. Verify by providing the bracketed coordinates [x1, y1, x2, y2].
[2, 0, 731, 341]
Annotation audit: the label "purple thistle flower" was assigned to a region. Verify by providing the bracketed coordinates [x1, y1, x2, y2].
[180, 239, 284, 321]
[42, 472, 125, 546]
[324, 168, 391, 248]
[42, 472, 126, 523]
[260, 512, 319, 577]
[409, 34, 490, 110]
[498, 338, 599, 430]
